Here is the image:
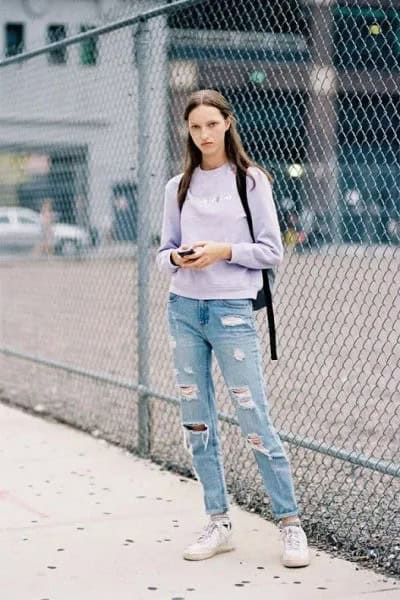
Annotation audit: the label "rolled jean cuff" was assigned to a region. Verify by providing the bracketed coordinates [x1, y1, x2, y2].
[274, 510, 300, 521]
[206, 507, 229, 516]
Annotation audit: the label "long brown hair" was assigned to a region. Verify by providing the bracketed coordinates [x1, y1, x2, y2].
[177, 89, 272, 209]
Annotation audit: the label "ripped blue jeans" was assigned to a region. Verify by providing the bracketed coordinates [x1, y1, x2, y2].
[168, 293, 299, 520]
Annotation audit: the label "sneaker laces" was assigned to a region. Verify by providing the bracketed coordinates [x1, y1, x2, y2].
[283, 526, 302, 551]
[197, 521, 220, 543]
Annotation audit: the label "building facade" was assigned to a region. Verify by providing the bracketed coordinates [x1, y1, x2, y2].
[168, 0, 400, 245]
[1, 0, 399, 245]
[0, 0, 154, 241]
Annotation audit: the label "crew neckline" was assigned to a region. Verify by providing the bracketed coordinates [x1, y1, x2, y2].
[198, 161, 232, 174]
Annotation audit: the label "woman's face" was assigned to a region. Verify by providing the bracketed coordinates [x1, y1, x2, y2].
[187, 105, 230, 158]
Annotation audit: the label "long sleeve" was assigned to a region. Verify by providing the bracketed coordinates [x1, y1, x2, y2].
[227, 167, 284, 269]
[156, 175, 182, 273]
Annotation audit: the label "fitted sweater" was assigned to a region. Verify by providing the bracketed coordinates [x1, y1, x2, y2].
[156, 161, 283, 299]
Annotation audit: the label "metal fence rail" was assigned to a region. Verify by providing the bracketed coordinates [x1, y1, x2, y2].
[0, 0, 399, 576]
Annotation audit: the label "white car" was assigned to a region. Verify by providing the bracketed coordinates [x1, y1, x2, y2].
[0, 207, 90, 256]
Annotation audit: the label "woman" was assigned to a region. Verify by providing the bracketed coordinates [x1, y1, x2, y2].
[157, 89, 310, 568]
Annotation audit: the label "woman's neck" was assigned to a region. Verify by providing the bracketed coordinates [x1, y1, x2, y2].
[200, 152, 228, 171]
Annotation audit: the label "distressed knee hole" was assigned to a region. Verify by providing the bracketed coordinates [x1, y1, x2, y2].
[177, 385, 198, 401]
[247, 433, 271, 457]
[184, 423, 207, 431]
[221, 315, 246, 327]
[182, 423, 210, 454]
[230, 386, 255, 409]
[233, 348, 246, 361]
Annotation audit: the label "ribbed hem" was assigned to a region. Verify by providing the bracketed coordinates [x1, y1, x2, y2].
[279, 519, 301, 527]
[169, 286, 258, 300]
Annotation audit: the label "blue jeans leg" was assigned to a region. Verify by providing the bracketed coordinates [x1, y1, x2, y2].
[206, 300, 299, 520]
[168, 296, 229, 515]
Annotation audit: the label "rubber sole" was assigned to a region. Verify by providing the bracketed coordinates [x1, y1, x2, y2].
[183, 543, 235, 561]
[282, 555, 310, 568]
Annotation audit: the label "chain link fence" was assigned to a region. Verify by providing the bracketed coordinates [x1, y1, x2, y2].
[0, 0, 399, 577]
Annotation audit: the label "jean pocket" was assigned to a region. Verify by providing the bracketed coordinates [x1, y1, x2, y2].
[168, 292, 180, 304]
[219, 299, 251, 310]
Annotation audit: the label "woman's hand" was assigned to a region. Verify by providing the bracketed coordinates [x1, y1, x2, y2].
[181, 241, 232, 269]
[170, 244, 201, 267]
[170, 249, 185, 267]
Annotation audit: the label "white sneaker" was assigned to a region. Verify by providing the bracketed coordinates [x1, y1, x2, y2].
[280, 525, 310, 567]
[183, 520, 235, 561]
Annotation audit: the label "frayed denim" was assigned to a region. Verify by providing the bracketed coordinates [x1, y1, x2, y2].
[168, 293, 299, 520]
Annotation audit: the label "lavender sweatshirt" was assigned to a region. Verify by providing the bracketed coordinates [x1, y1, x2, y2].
[156, 162, 283, 299]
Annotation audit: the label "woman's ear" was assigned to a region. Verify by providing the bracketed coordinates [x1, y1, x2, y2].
[225, 116, 231, 131]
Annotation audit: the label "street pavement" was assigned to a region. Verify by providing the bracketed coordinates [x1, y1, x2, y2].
[0, 402, 398, 600]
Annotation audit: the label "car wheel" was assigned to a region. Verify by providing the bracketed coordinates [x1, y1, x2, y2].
[60, 239, 80, 257]
[387, 219, 400, 245]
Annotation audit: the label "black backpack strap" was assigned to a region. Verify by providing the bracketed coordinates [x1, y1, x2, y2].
[262, 270, 277, 361]
[236, 168, 255, 238]
[236, 168, 278, 360]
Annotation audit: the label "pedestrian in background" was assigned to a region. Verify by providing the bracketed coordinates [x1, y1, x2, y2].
[39, 198, 54, 255]
[157, 89, 310, 568]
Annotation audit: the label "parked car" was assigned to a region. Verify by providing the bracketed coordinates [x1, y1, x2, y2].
[387, 213, 400, 245]
[0, 207, 90, 256]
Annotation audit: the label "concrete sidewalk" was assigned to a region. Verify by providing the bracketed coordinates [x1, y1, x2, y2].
[0, 403, 398, 600]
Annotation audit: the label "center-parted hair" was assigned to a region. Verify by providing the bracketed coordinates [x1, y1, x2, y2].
[177, 89, 272, 210]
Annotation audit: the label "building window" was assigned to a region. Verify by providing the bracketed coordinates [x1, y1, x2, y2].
[47, 24, 67, 64]
[167, 0, 310, 36]
[223, 86, 307, 164]
[80, 25, 98, 66]
[337, 92, 400, 153]
[5, 23, 25, 57]
[334, 6, 400, 72]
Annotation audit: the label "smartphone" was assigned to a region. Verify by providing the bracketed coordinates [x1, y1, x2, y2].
[177, 248, 196, 257]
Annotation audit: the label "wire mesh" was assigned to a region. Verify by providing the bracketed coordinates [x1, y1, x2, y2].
[0, 0, 399, 576]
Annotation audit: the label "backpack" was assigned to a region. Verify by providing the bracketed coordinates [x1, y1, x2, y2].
[235, 168, 278, 361]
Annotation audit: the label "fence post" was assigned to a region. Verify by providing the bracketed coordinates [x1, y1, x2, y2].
[136, 17, 152, 456]
[135, 9, 169, 456]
